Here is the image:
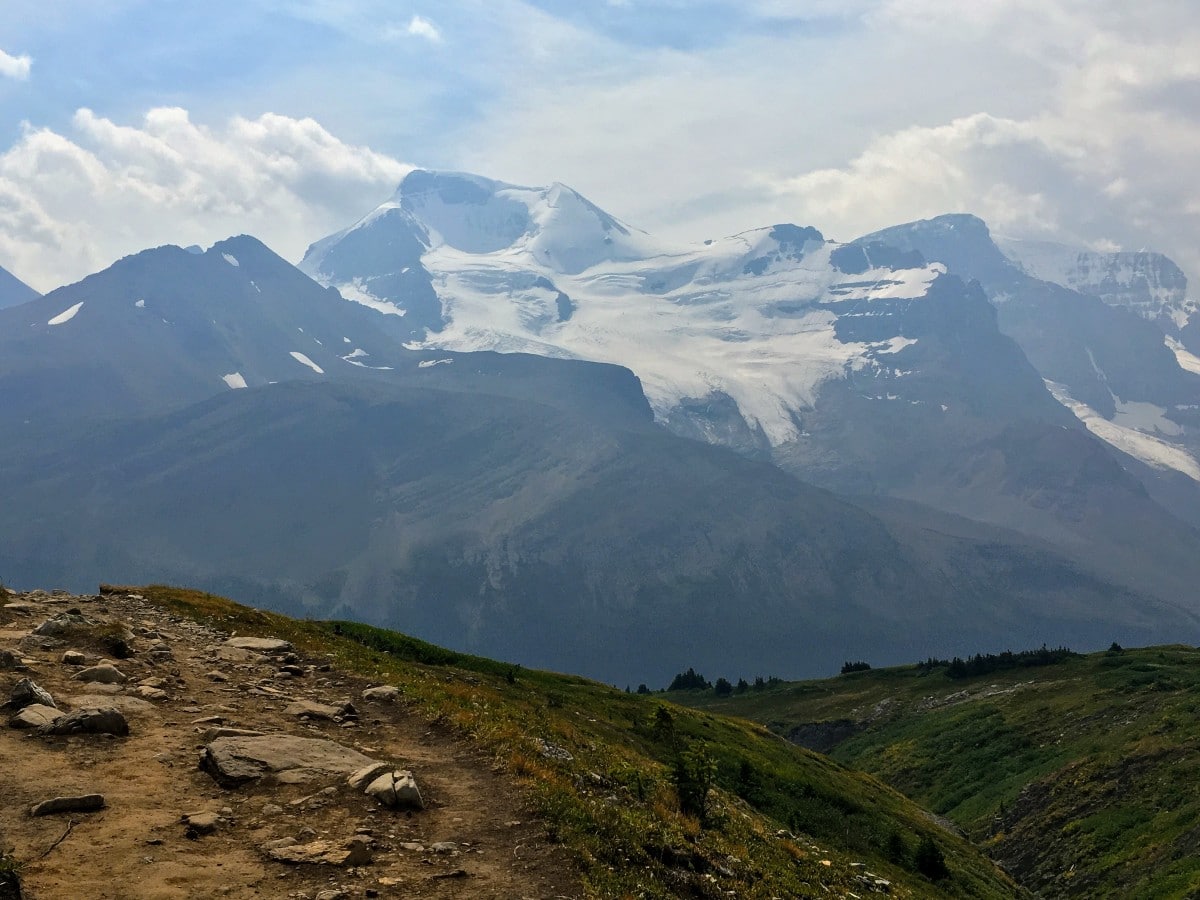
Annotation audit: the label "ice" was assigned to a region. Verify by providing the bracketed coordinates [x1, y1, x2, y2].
[1045, 381, 1200, 480]
[289, 351, 324, 374]
[47, 301, 84, 326]
[222, 372, 248, 390]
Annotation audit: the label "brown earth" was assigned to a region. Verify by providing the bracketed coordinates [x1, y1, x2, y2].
[0, 588, 581, 900]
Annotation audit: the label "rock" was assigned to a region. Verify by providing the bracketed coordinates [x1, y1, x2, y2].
[30, 794, 106, 816]
[364, 771, 424, 811]
[260, 837, 296, 851]
[69, 695, 156, 713]
[0, 649, 19, 668]
[199, 734, 380, 787]
[430, 842, 457, 854]
[6, 678, 56, 710]
[61, 650, 89, 666]
[347, 762, 393, 791]
[10, 704, 64, 729]
[316, 890, 348, 900]
[204, 671, 228, 683]
[74, 663, 128, 684]
[361, 685, 401, 703]
[40, 707, 130, 737]
[260, 803, 284, 817]
[265, 837, 372, 867]
[284, 699, 355, 721]
[136, 685, 168, 701]
[182, 811, 221, 837]
[32, 611, 93, 636]
[200, 726, 265, 742]
[223, 637, 292, 654]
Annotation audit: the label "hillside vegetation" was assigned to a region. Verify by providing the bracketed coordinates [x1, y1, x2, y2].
[675, 645, 1200, 897]
[128, 585, 1021, 898]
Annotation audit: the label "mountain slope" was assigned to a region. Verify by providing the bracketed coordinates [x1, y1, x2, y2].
[676, 644, 1200, 897]
[0, 263, 39, 309]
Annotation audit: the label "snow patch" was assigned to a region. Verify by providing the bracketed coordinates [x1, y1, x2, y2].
[418, 358, 453, 368]
[1166, 336, 1200, 375]
[134, 298, 145, 309]
[336, 278, 407, 316]
[1045, 381, 1200, 481]
[222, 253, 240, 267]
[47, 301, 84, 326]
[289, 351, 324, 374]
[222, 372, 248, 390]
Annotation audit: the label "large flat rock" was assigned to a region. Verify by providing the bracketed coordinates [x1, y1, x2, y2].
[199, 734, 379, 787]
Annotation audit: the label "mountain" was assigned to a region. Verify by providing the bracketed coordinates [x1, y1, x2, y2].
[301, 171, 1200, 614]
[0, 262, 40, 309]
[859, 216, 1200, 529]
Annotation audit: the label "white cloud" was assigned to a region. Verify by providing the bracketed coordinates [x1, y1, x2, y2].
[404, 15, 442, 43]
[0, 108, 410, 291]
[0, 49, 32, 81]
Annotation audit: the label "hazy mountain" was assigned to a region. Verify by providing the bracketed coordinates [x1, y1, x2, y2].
[3, 376, 1191, 684]
[0, 263, 40, 309]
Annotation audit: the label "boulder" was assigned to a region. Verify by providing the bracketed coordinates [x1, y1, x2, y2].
[199, 734, 379, 787]
[30, 794, 106, 816]
[361, 685, 401, 703]
[10, 704, 64, 729]
[0, 649, 22, 669]
[265, 837, 372, 867]
[61, 650, 90, 666]
[32, 611, 93, 637]
[182, 810, 221, 837]
[74, 663, 127, 684]
[364, 770, 424, 810]
[284, 700, 355, 721]
[223, 637, 293, 654]
[40, 707, 129, 737]
[6, 678, 56, 710]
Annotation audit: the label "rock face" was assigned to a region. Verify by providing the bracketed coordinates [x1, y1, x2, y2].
[199, 734, 379, 787]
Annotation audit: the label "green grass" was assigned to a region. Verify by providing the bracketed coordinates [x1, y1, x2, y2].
[133, 585, 1021, 899]
[674, 644, 1200, 898]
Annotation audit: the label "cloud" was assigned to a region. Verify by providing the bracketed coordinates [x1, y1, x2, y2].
[0, 108, 410, 291]
[403, 15, 442, 43]
[0, 49, 32, 81]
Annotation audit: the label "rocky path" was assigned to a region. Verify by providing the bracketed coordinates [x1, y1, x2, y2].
[0, 588, 579, 900]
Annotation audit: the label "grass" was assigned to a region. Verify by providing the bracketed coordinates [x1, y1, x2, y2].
[129, 584, 1022, 898]
[674, 644, 1200, 898]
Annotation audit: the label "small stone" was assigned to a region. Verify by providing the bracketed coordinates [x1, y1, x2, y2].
[361, 685, 401, 703]
[10, 704, 64, 729]
[74, 663, 127, 684]
[261, 803, 284, 816]
[430, 842, 457, 854]
[316, 891, 347, 900]
[205, 671, 229, 683]
[364, 770, 424, 810]
[61, 650, 89, 666]
[31, 794, 106, 816]
[136, 686, 168, 701]
[183, 811, 221, 837]
[260, 837, 297, 851]
[284, 700, 354, 721]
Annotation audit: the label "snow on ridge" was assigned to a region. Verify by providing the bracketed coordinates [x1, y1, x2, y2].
[335, 279, 407, 316]
[222, 372, 248, 390]
[289, 351, 324, 374]
[47, 301, 84, 326]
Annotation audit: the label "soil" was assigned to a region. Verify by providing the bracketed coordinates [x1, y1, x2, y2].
[0, 588, 582, 900]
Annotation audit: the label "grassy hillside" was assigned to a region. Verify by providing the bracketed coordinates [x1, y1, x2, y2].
[675, 645, 1200, 897]
[131, 584, 1020, 899]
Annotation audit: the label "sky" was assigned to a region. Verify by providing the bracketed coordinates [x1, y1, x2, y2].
[1, 0, 1199, 292]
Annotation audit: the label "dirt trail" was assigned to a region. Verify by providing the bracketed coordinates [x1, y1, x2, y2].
[0, 588, 580, 900]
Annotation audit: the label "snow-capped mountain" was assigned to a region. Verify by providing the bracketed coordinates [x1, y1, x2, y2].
[0, 263, 40, 309]
[998, 237, 1197, 335]
[861, 216, 1200, 519]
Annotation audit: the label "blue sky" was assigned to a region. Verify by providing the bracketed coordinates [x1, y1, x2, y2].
[1, 0, 1199, 291]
